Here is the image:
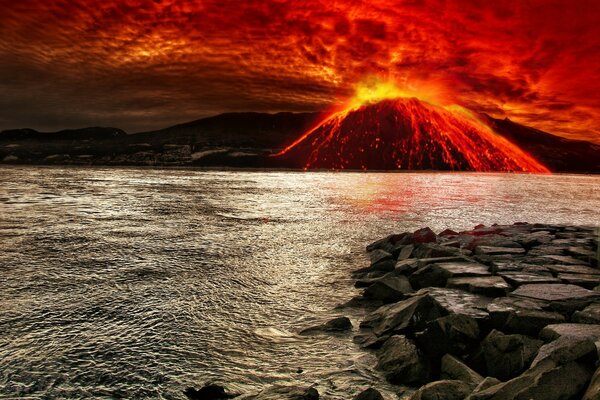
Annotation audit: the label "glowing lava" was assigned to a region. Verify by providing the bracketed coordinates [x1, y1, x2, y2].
[275, 84, 550, 172]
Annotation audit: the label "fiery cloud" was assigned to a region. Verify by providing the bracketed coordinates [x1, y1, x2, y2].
[0, 0, 598, 142]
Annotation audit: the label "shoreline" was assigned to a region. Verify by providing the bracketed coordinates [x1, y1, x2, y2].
[189, 222, 600, 399]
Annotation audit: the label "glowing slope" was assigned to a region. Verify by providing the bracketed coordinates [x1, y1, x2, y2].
[276, 98, 549, 172]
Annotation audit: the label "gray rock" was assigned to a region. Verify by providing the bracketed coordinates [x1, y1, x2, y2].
[447, 276, 511, 297]
[497, 272, 560, 286]
[530, 335, 597, 368]
[376, 335, 429, 385]
[539, 323, 600, 342]
[363, 274, 414, 303]
[353, 388, 384, 400]
[299, 317, 352, 335]
[440, 354, 484, 386]
[510, 283, 599, 314]
[574, 303, 600, 324]
[487, 297, 565, 336]
[415, 314, 480, 358]
[418, 287, 492, 321]
[481, 329, 543, 380]
[475, 246, 525, 256]
[409, 380, 472, 400]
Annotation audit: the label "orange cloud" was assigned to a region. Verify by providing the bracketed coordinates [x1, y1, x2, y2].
[0, 0, 598, 143]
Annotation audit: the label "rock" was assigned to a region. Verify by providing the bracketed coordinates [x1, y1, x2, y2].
[244, 385, 319, 400]
[367, 233, 409, 252]
[409, 262, 490, 289]
[475, 246, 525, 256]
[419, 287, 492, 321]
[376, 335, 429, 385]
[439, 229, 459, 237]
[530, 335, 597, 368]
[360, 292, 445, 337]
[541, 254, 590, 265]
[416, 314, 480, 358]
[481, 329, 543, 380]
[510, 283, 599, 314]
[447, 276, 511, 297]
[395, 244, 415, 260]
[545, 263, 600, 275]
[498, 272, 560, 286]
[409, 380, 472, 400]
[574, 303, 600, 324]
[353, 388, 384, 400]
[413, 243, 472, 259]
[299, 317, 352, 335]
[583, 366, 600, 400]
[184, 384, 238, 400]
[539, 323, 600, 342]
[353, 331, 390, 349]
[412, 227, 437, 244]
[395, 258, 420, 275]
[335, 296, 383, 310]
[487, 297, 565, 336]
[466, 360, 593, 400]
[515, 231, 554, 248]
[470, 376, 501, 394]
[558, 273, 600, 289]
[353, 259, 396, 275]
[440, 354, 484, 386]
[355, 271, 391, 287]
[369, 249, 394, 265]
[363, 274, 414, 303]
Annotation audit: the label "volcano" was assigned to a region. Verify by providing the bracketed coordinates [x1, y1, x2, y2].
[275, 98, 550, 172]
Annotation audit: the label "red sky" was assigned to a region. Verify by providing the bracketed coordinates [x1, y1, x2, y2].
[0, 0, 598, 142]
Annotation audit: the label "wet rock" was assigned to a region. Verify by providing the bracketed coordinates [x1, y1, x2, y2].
[530, 335, 597, 368]
[573, 303, 600, 324]
[353, 331, 390, 349]
[474, 246, 525, 256]
[412, 227, 437, 244]
[355, 271, 391, 288]
[395, 258, 420, 275]
[409, 380, 472, 400]
[470, 376, 501, 395]
[416, 314, 480, 358]
[583, 366, 600, 400]
[468, 359, 593, 400]
[447, 276, 511, 297]
[439, 229, 459, 237]
[539, 323, 600, 342]
[184, 384, 238, 400]
[360, 292, 445, 337]
[497, 271, 560, 286]
[299, 317, 352, 335]
[419, 287, 492, 321]
[486, 297, 564, 337]
[367, 233, 409, 252]
[369, 249, 394, 265]
[244, 385, 319, 400]
[353, 388, 384, 400]
[394, 244, 415, 260]
[353, 259, 396, 275]
[545, 263, 600, 275]
[363, 274, 414, 303]
[510, 283, 599, 314]
[409, 262, 490, 289]
[515, 231, 554, 248]
[440, 354, 484, 386]
[481, 329, 543, 380]
[335, 296, 383, 310]
[376, 335, 429, 385]
[558, 273, 600, 289]
[541, 254, 590, 265]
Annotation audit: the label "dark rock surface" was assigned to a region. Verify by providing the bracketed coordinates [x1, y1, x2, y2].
[353, 388, 384, 400]
[376, 335, 429, 385]
[481, 329, 543, 380]
[408, 379, 472, 400]
[299, 316, 352, 335]
[184, 384, 239, 400]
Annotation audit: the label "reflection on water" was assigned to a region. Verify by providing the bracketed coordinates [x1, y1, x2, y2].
[0, 167, 599, 399]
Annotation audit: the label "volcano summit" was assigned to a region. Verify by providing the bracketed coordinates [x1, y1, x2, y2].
[275, 97, 550, 172]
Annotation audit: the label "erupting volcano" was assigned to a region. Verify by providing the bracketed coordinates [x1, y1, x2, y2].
[275, 92, 550, 172]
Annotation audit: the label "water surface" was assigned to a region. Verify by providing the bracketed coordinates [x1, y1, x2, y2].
[1, 167, 599, 398]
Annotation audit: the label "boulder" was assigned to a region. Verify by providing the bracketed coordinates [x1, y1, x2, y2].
[510, 283, 599, 313]
[244, 385, 319, 400]
[481, 329, 543, 380]
[353, 388, 384, 400]
[558, 273, 600, 289]
[475, 246, 525, 256]
[395, 258, 420, 275]
[497, 272, 560, 286]
[363, 274, 413, 303]
[412, 227, 437, 244]
[409, 262, 490, 289]
[541, 254, 590, 265]
[574, 303, 600, 324]
[545, 263, 600, 275]
[376, 335, 429, 385]
[418, 287, 492, 321]
[409, 380, 472, 400]
[299, 317, 352, 335]
[369, 249, 394, 265]
[539, 323, 600, 342]
[583, 366, 600, 400]
[360, 293, 446, 337]
[184, 384, 238, 400]
[486, 297, 564, 337]
[530, 335, 597, 368]
[413, 243, 472, 259]
[447, 276, 511, 297]
[470, 376, 501, 395]
[367, 233, 409, 252]
[439, 229, 459, 237]
[440, 354, 484, 386]
[415, 314, 480, 358]
[394, 244, 415, 260]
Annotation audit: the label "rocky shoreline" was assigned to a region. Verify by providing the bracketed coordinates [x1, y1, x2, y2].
[187, 222, 600, 400]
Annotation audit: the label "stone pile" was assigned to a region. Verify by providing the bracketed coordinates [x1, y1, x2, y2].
[353, 223, 600, 399]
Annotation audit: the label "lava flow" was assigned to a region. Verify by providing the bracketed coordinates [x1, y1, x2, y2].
[275, 88, 550, 172]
